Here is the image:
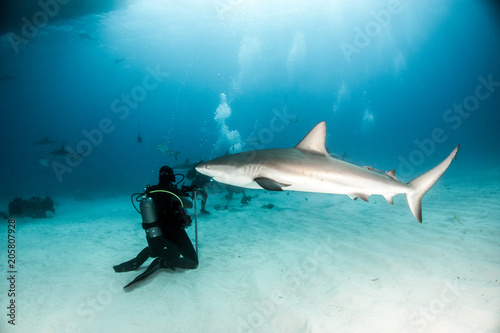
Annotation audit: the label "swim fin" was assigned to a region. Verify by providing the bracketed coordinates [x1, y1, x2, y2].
[123, 247, 179, 288]
[113, 247, 151, 272]
[124, 257, 161, 288]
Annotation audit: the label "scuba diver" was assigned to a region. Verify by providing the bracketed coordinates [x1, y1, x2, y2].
[113, 166, 198, 288]
[186, 160, 211, 215]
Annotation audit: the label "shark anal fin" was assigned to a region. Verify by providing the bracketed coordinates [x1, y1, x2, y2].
[254, 177, 290, 191]
[352, 193, 370, 202]
[383, 194, 395, 205]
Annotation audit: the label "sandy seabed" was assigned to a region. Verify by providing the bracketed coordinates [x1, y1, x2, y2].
[1, 169, 499, 333]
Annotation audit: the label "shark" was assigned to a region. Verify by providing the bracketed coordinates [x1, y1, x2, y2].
[49, 145, 86, 160]
[154, 142, 180, 160]
[196, 121, 459, 222]
[78, 32, 97, 41]
[33, 136, 63, 146]
[173, 158, 195, 170]
[49, 145, 72, 157]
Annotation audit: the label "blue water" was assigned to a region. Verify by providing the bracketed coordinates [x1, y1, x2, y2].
[1, 0, 499, 201]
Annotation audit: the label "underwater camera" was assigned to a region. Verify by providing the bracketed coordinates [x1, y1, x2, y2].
[181, 184, 199, 194]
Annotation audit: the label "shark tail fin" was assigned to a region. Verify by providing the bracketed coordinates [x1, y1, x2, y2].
[405, 145, 459, 222]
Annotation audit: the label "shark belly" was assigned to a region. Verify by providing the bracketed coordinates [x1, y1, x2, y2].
[258, 151, 408, 199]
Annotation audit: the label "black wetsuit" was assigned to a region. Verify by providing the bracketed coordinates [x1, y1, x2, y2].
[113, 183, 198, 288]
[148, 184, 198, 269]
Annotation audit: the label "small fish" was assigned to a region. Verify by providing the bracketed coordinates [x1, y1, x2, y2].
[261, 203, 274, 209]
[114, 57, 125, 64]
[240, 194, 252, 204]
[78, 32, 97, 41]
[137, 132, 143, 144]
[214, 204, 227, 211]
[38, 157, 51, 168]
[453, 214, 464, 225]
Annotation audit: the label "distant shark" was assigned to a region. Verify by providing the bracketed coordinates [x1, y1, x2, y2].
[33, 136, 63, 146]
[78, 32, 97, 41]
[154, 142, 180, 160]
[196, 121, 459, 222]
[49, 145, 86, 160]
[49, 145, 72, 157]
[173, 158, 195, 170]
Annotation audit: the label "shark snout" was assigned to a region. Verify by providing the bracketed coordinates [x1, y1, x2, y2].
[195, 162, 210, 176]
[195, 162, 235, 185]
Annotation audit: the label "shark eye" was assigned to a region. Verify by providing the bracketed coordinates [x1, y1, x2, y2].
[205, 165, 210, 170]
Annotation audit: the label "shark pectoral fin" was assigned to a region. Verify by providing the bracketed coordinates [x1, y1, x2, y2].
[254, 177, 290, 191]
[383, 194, 395, 205]
[348, 195, 358, 200]
[352, 193, 370, 202]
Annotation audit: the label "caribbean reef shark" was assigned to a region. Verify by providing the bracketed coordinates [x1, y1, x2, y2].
[154, 142, 180, 160]
[33, 136, 63, 146]
[196, 121, 459, 222]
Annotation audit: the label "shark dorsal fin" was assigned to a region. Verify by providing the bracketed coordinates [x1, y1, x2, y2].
[295, 121, 329, 155]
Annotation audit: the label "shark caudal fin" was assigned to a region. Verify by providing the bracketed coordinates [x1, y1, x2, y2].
[405, 145, 459, 222]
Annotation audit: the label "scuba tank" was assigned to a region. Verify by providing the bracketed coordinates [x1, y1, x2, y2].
[139, 194, 166, 257]
[131, 183, 199, 256]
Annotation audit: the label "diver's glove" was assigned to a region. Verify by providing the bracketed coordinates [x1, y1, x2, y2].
[181, 185, 198, 198]
[113, 247, 151, 272]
